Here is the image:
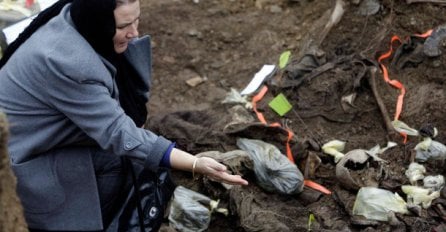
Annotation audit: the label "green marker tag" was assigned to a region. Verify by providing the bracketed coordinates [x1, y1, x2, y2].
[268, 93, 292, 116]
[308, 213, 315, 231]
[279, 51, 291, 69]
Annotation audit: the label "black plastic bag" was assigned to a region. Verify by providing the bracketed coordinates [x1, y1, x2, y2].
[106, 158, 176, 232]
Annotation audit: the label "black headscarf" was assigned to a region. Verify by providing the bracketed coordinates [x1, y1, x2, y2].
[0, 0, 147, 126]
[70, 0, 117, 59]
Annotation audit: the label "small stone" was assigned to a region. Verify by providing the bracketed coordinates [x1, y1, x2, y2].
[187, 29, 200, 37]
[269, 5, 282, 13]
[358, 0, 380, 16]
[410, 17, 417, 26]
[186, 76, 206, 87]
[162, 56, 176, 64]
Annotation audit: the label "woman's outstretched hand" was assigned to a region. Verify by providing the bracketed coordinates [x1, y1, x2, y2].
[194, 157, 249, 186]
[169, 148, 248, 186]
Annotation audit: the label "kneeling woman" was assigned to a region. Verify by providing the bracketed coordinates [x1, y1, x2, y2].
[0, 0, 248, 231]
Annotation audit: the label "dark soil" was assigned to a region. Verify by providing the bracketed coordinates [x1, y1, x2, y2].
[141, 0, 446, 231]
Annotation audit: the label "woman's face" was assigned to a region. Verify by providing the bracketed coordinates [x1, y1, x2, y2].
[113, 1, 140, 54]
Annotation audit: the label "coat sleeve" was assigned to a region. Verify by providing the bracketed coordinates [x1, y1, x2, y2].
[43, 46, 170, 170]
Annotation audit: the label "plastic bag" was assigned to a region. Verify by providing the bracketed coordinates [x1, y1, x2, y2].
[405, 162, 426, 185]
[401, 185, 440, 209]
[415, 139, 446, 162]
[423, 175, 445, 191]
[221, 88, 252, 109]
[352, 187, 408, 221]
[321, 140, 345, 163]
[392, 120, 419, 136]
[236, 138, 304, 194]
[168, 186, 227, 232]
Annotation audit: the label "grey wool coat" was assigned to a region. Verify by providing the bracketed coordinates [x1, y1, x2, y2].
[0, 4, 171, 231]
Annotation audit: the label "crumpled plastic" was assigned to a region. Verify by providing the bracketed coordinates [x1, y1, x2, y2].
[168, 186, 228, 232]
[221, 88, 252, 109]
[352, 187, 408, 221]
[392, 120, 419, 136]
[423, 175, 445, 192]
[321, 140, 346, 163]
[401, 185, 440, 209]
[424, 24, 446, 57]
[236, 138, 304, 195]
[405, 162, 426, 185]
[415, 139, 446, 162]
[412, 123, 446, 162]
[365, 141, 396, 162]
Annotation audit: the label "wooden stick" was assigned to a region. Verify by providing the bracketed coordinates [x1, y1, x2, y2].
[367, 67, 398, 140]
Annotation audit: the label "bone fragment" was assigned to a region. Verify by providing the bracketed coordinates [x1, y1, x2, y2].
[318, 0, 346, 46]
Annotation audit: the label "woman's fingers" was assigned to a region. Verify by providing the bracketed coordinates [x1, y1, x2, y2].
[215, 171, 248, 185]
[197, 157, 248, 185]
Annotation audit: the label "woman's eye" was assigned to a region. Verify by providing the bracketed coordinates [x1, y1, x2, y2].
[116, 24, 129, 30]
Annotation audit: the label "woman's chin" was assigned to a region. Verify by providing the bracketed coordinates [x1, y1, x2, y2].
[114, 44, 128, 54]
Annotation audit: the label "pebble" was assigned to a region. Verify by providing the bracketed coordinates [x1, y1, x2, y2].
[269, 5, 282, 13]
[358, 0, 380, 16]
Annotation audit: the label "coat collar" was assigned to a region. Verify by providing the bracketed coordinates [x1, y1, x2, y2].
[124, 35, 152, 88]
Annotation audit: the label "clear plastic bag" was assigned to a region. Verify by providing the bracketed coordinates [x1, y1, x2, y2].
[168, 186, 227, 232]
[321, 140, 345, 163]
[236, 138, 304, 195]
[405, 162, 426, 185]
[415, 139, 446, 162]
[423, 175, 445, 192]
[221, 88, 252, 109]
[352, 187, 408, 221]
[402, 185, 440, 209]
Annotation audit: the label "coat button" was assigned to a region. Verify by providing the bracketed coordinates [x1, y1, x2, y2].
[149, 207, 158, 218]
[125, 142, 132, 149]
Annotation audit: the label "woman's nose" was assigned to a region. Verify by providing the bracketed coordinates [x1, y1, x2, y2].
[127, 23, 139, 38]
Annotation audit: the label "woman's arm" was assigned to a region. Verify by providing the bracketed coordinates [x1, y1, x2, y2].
[169, 148, 248, 186]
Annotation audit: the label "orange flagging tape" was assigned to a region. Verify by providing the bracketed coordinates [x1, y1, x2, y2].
[414, 29, 433, 38]
[251, 86, 269, 124]
[377, 30, 433, 121]
[251, 86, 331, 194]
[377, 30, 433, 142]
[304, 180, 332, 195]
[251, 85, 294, 163]
[377, 35, 404, 121]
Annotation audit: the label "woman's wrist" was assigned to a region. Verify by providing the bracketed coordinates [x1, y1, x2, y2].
[192, 157, 199, 179]
[169, 148, 198, 173]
